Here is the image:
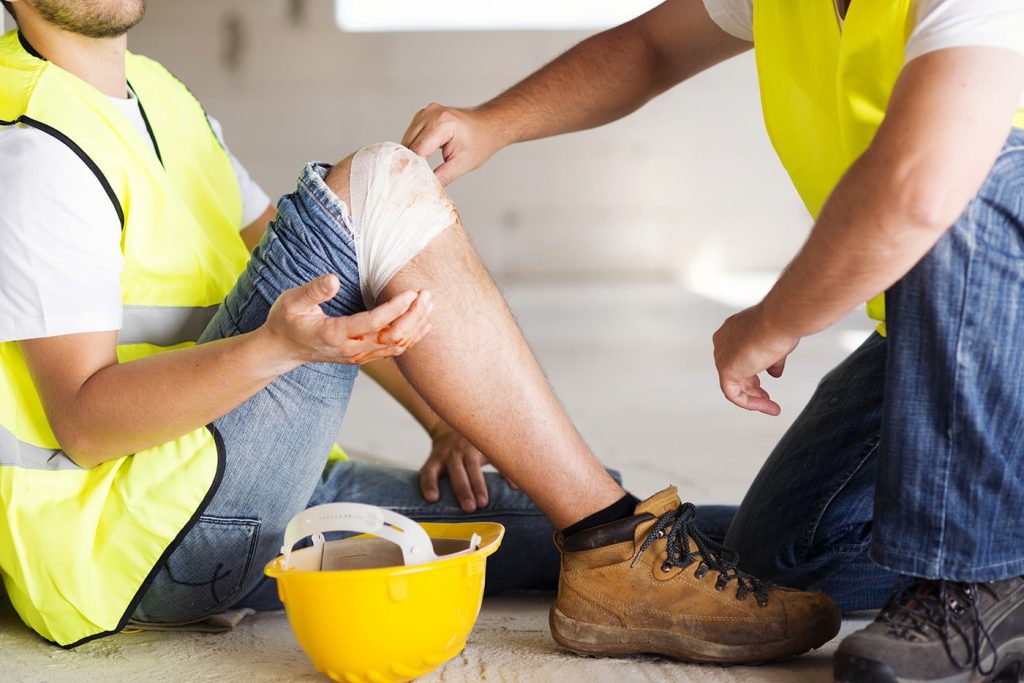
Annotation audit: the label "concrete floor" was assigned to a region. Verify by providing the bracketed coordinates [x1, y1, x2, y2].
[1, 281, 877, 682]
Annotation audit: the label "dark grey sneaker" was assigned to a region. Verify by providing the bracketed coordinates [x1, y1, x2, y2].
[834, 577, 1024, 683]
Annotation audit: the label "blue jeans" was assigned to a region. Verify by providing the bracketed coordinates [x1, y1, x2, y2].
[133, 163, 559, 623]
[702, 128, 1024, 612]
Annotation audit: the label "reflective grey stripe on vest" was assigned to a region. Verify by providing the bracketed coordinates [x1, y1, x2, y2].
[118, 305, 219, 346]
[0, 424, 83, 471]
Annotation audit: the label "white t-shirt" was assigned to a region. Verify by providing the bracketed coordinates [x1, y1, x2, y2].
[703, 0, 1024, 108]
[0, 89, 270, 342]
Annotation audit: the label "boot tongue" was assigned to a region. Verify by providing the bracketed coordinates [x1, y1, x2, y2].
[633, 487, 702, 561]
[635, 486, 681, 518]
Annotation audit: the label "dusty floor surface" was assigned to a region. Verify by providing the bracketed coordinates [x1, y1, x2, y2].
[1, 282, 877, 682]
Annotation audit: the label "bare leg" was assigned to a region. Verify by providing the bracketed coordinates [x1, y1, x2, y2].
[325, 155, 623, 529]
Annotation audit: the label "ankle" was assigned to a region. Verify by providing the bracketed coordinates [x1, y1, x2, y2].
[561, 493, 640, 537]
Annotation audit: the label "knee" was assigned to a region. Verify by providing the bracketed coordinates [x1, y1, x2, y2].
[323, 142, 447, 219]
[329, 142, 460, 306]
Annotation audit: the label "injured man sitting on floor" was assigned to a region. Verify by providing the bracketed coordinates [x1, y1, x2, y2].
[0, 0, 838, 665]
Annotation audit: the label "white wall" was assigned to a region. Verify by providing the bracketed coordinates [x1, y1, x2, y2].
[135, 2, 811, 281]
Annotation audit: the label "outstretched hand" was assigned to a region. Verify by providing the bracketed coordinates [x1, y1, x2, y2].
[402, 103, 506, 187]
[712, 304, 799, 416]
[264, 274, 433, 366]
[419, 422, 518, 513]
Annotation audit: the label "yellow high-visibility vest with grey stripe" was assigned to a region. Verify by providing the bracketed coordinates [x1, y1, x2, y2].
[753, 0, 1024, 334]
[0, 29, 249, 647]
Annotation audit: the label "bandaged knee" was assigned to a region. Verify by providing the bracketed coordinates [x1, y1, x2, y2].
[347, 142, 460, 307]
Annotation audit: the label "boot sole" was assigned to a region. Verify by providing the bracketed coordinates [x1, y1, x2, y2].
[550, 605, 840, 665]
[834, 635, 1024, 682]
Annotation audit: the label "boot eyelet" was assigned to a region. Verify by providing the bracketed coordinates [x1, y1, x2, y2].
[757, 597, 769, 608]
[715, 583, 726, 592]
[661, 561, 673, 573]
[694, 568, 707, 580]
[655, 530, 665, 539]
[735, 592, 747, 601]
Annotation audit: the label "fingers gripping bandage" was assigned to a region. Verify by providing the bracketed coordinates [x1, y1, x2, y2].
[348, 142, 460, 307]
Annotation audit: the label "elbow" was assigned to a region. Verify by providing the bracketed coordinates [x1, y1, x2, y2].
[887, 164, 967, 236]
[630, 16, 678, 98]
[52, 424, 110, 469]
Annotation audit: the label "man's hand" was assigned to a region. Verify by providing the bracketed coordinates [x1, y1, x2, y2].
[418, 422, 518, 513]
[712, 304, 799, 416]
[401, 104, 508, 187]
[263, 274, 433, 366]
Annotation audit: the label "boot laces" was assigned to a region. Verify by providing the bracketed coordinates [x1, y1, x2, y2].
[882, 577, 999, 675]
[630, 502, 771, 607]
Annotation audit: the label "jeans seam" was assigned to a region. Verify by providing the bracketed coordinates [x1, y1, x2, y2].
[932, 200, 980, 572]
[235, 521, 261, 610]
[872, 543, 1024, 580]
[796, 433, 880, 561]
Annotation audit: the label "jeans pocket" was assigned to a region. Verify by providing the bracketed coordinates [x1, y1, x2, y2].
[136, 515, 261, 623]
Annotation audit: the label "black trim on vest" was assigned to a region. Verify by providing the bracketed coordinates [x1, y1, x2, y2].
[9, 32, 126, 229]
[17, 31, 43, 60]
[59, 423, 228, 650]
[127, 80, 165, 167]
[0, 116, 126, 229]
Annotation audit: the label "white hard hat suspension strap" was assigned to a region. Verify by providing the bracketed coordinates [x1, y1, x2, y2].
[280, 502, 437, 569]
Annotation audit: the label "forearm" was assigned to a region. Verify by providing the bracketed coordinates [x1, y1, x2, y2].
[481, 0, 748, 145]
[480, 23, 662, 144]
[28, 329, 295, 467]
[758, 152, 952, 339]
[362, 357, 443, 434]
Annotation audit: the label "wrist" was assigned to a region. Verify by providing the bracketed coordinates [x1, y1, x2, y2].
[751, 300, 799, 348]
[474, 101, 522, 148]
[426, 418, 451, 440]
[251, 323, 304, 375]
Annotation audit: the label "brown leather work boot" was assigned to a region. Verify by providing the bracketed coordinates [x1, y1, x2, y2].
[550, 486, 841, 664]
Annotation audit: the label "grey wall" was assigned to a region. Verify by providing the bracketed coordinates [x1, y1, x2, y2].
[14, 1, 812, 282]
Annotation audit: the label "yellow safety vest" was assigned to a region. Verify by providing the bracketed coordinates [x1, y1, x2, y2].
[753, 0, 1024, 331]
[0, 30, 249, 647]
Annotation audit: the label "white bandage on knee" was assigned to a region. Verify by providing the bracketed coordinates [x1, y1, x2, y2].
[348, 142, 460, 307]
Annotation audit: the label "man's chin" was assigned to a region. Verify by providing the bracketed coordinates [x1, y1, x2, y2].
[32, 0, 146, 39]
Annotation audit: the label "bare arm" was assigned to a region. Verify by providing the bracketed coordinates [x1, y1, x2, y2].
[713, 46, 1024, 414]
[240, 204, 276, 251]
[402, 0, 750, 185]
[21, 277, 432, 468]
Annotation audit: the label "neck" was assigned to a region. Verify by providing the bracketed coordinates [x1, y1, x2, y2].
[17, 14, 128, 98]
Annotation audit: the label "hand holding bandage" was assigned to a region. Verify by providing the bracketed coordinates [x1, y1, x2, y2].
[264, 274, 433, 366]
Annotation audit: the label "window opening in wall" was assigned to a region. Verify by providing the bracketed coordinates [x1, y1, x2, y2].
[335, 0, 661, 32]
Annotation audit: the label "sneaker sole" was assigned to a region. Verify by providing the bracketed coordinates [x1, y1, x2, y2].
[549, 605, 841, 665]
[833, 636, 1024, 683]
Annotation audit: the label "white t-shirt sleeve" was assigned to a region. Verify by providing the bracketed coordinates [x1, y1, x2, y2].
[701, 0, 754, 43]
[0, 126, 124, 342]
[207, 114, 271, 228]
[906, 0, 1024, 64]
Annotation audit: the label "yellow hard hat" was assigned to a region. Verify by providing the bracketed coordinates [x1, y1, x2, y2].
[265, 503, 504, 683]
